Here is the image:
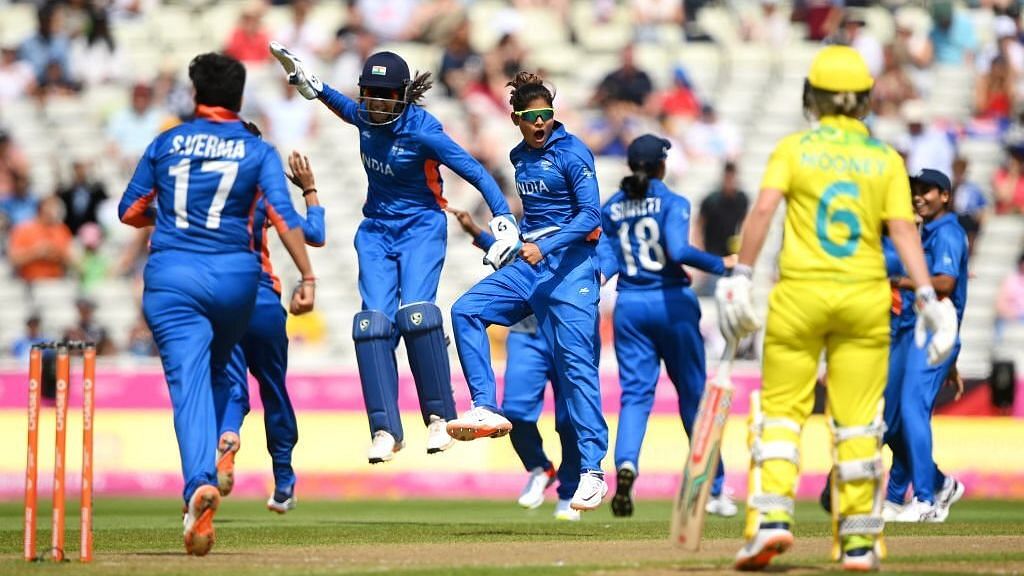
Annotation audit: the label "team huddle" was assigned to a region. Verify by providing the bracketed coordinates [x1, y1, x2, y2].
[118, 40, 963, 573]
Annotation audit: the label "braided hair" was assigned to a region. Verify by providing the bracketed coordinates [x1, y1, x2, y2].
[406, 71, 432, 105]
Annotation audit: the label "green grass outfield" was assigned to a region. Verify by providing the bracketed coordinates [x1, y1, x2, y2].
[1, 499, 1022, 575]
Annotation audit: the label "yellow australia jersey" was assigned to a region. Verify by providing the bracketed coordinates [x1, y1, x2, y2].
[761, 115, 915, 281]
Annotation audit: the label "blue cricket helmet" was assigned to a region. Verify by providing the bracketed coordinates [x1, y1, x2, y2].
[358, 51, 410, 90]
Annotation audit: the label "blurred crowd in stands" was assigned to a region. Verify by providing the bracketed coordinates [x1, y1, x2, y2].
[0, 0, 1023, 359]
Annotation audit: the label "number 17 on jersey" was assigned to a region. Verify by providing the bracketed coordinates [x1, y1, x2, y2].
[670, 339, 736, 551]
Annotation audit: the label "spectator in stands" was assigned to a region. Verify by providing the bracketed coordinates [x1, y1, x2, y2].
[11, 311, 48, 361]
[63, 296, 115, 355]
[872, 45, 917, 118]
[631, 0, 683, 43]
[70, 5, 124, 86]
[274, 0, 329, 62]
[488, 32, 527, 83]
[792, 0, 844, 42]
[996, 252, 1024, 336]
[976, 16, 1023, 79]
[152, 64, 194, 121]
[839, 10, 883, 78]
[695, 161, 748, 295]
[684, 104, 742, 162]
[899, 99, 955, 176]
[355, 0, 421, 43]
[591, 44, 653, 109]
[974, 55, 1015, 122]
[1, 173, 39, 230]
[18, 3, 74, 86]
[0, 129, 29, 199]
[582, 101, 644, 157]
[992, 141, 1024, 214]
[329, 25, 378, 97]
[259, 76, 318, 152]
[951, 156, 987, 256]
[224, 1, 272, 65]
[743, 0, 789, 49]
[0, 45, 36, 103]
[126, 314, 158, 357]
[8, 196, 74, 284]
[106, 82, 165, 169]
[35, 59, 81, 99]
[56, 159, 107, 236]
[928, 0, 977, 66]
[654, 66, 701, 121]
[439, 19, 481, 98]
[76, 222, 109, 294]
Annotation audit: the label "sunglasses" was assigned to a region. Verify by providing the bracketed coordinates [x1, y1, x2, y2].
[514, 107, 554, 122]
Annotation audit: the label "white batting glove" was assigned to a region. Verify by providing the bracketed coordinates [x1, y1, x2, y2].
[914, 287, 959, 365]
[715, 265, 761, 343]
[483, 214, 521, 270]
[269, 41, 322, 100]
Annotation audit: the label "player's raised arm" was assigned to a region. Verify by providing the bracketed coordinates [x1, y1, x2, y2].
[269, 42, 358, 125]
[285, 150, 326, 247]
[663, 196, 727, 275]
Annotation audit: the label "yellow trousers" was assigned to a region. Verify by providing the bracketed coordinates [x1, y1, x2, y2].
[747, 278, 890, 536]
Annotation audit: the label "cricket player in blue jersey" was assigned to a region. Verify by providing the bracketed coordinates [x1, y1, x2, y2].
[269, 42, 515, 463]
[883, 169, 967, 522]
[595, 135, 737, 519]
[215, 152, 325, 514]
[449, 206, 583, 521]
[118, 53, 316, 556]
[445, 72, 609, 512]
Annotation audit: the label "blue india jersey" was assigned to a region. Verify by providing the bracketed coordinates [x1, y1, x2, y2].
[509, 123, 601, 254]
[119, 105, 302, 253]
[888, 213, 969, 331]
[598, 179, 724, 291]
[318, 84, 509, 219]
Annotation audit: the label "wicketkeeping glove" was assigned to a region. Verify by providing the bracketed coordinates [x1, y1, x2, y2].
[914, 286, 959, 365]
[483, 214, 522, 270]
[269, 41, 322, 100]
[715, 265, 761, 343]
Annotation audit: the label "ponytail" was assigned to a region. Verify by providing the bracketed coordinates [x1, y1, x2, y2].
[507, 71, 554, 111]
[406, 71, 432, 105]
[621, 170, 650, 200]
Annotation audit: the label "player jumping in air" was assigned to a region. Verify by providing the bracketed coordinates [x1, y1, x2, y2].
[449, 205, 584, 521]
[445, 72, 609, 512]
[269, 42, 515, 463]
[216, 151, 326, 514]
[716, 46, 959, 572]
[596, 134, 737, 519]
[118, 52, 316, 556]
[883, 169, 968, 522]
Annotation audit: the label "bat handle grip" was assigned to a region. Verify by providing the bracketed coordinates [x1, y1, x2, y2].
[718, 337, 739, 383]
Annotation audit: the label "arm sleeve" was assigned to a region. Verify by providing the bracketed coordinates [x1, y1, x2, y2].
[118, 140, 158, 227]
[301, 205, 326, 247]
[317, 83, 360, 125]
[535, 152, 601, 255]
[596, 220, 620, 280]
[929, 227, 966, 280]
[473, 230, 496, 252]
[665, 197, 726, 275]
[259, 147, 303, 235]
[418, 130, 511, 217]
[882, 148, 915, 222]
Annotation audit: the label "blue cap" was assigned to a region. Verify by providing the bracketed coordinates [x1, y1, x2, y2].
[358, 51, 410, 90]
[627, 134, 671, 167]
[910, 168, 951, 192]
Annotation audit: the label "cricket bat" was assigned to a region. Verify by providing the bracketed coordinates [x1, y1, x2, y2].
[670, 338, 738, 551]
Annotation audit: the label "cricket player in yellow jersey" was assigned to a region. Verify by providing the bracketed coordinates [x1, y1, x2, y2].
[716, 46, 959, 572]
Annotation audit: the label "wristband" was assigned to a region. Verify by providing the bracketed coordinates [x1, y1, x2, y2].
[302, 187, 317, 197]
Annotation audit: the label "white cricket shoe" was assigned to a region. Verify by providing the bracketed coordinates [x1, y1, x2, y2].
[705, 489, 738, 517]
[446, 406, 512, 441]
[734, 522, 794, 571]
[882, 500, 905, 522]
[570, 471, 607, 511]
[841, 546, 880, 572]
[266, 487, 296, 514]
[517, 466, 556, 509]
[893, 497, 940, 522]
[425, 415, 455, 454]
[367, 430, 403, 464]
[934, 476, 965, 522]
[554, 499, 581, 521]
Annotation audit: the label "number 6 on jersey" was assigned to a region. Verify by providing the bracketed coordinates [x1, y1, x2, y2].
[670, 338, 737, 551]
